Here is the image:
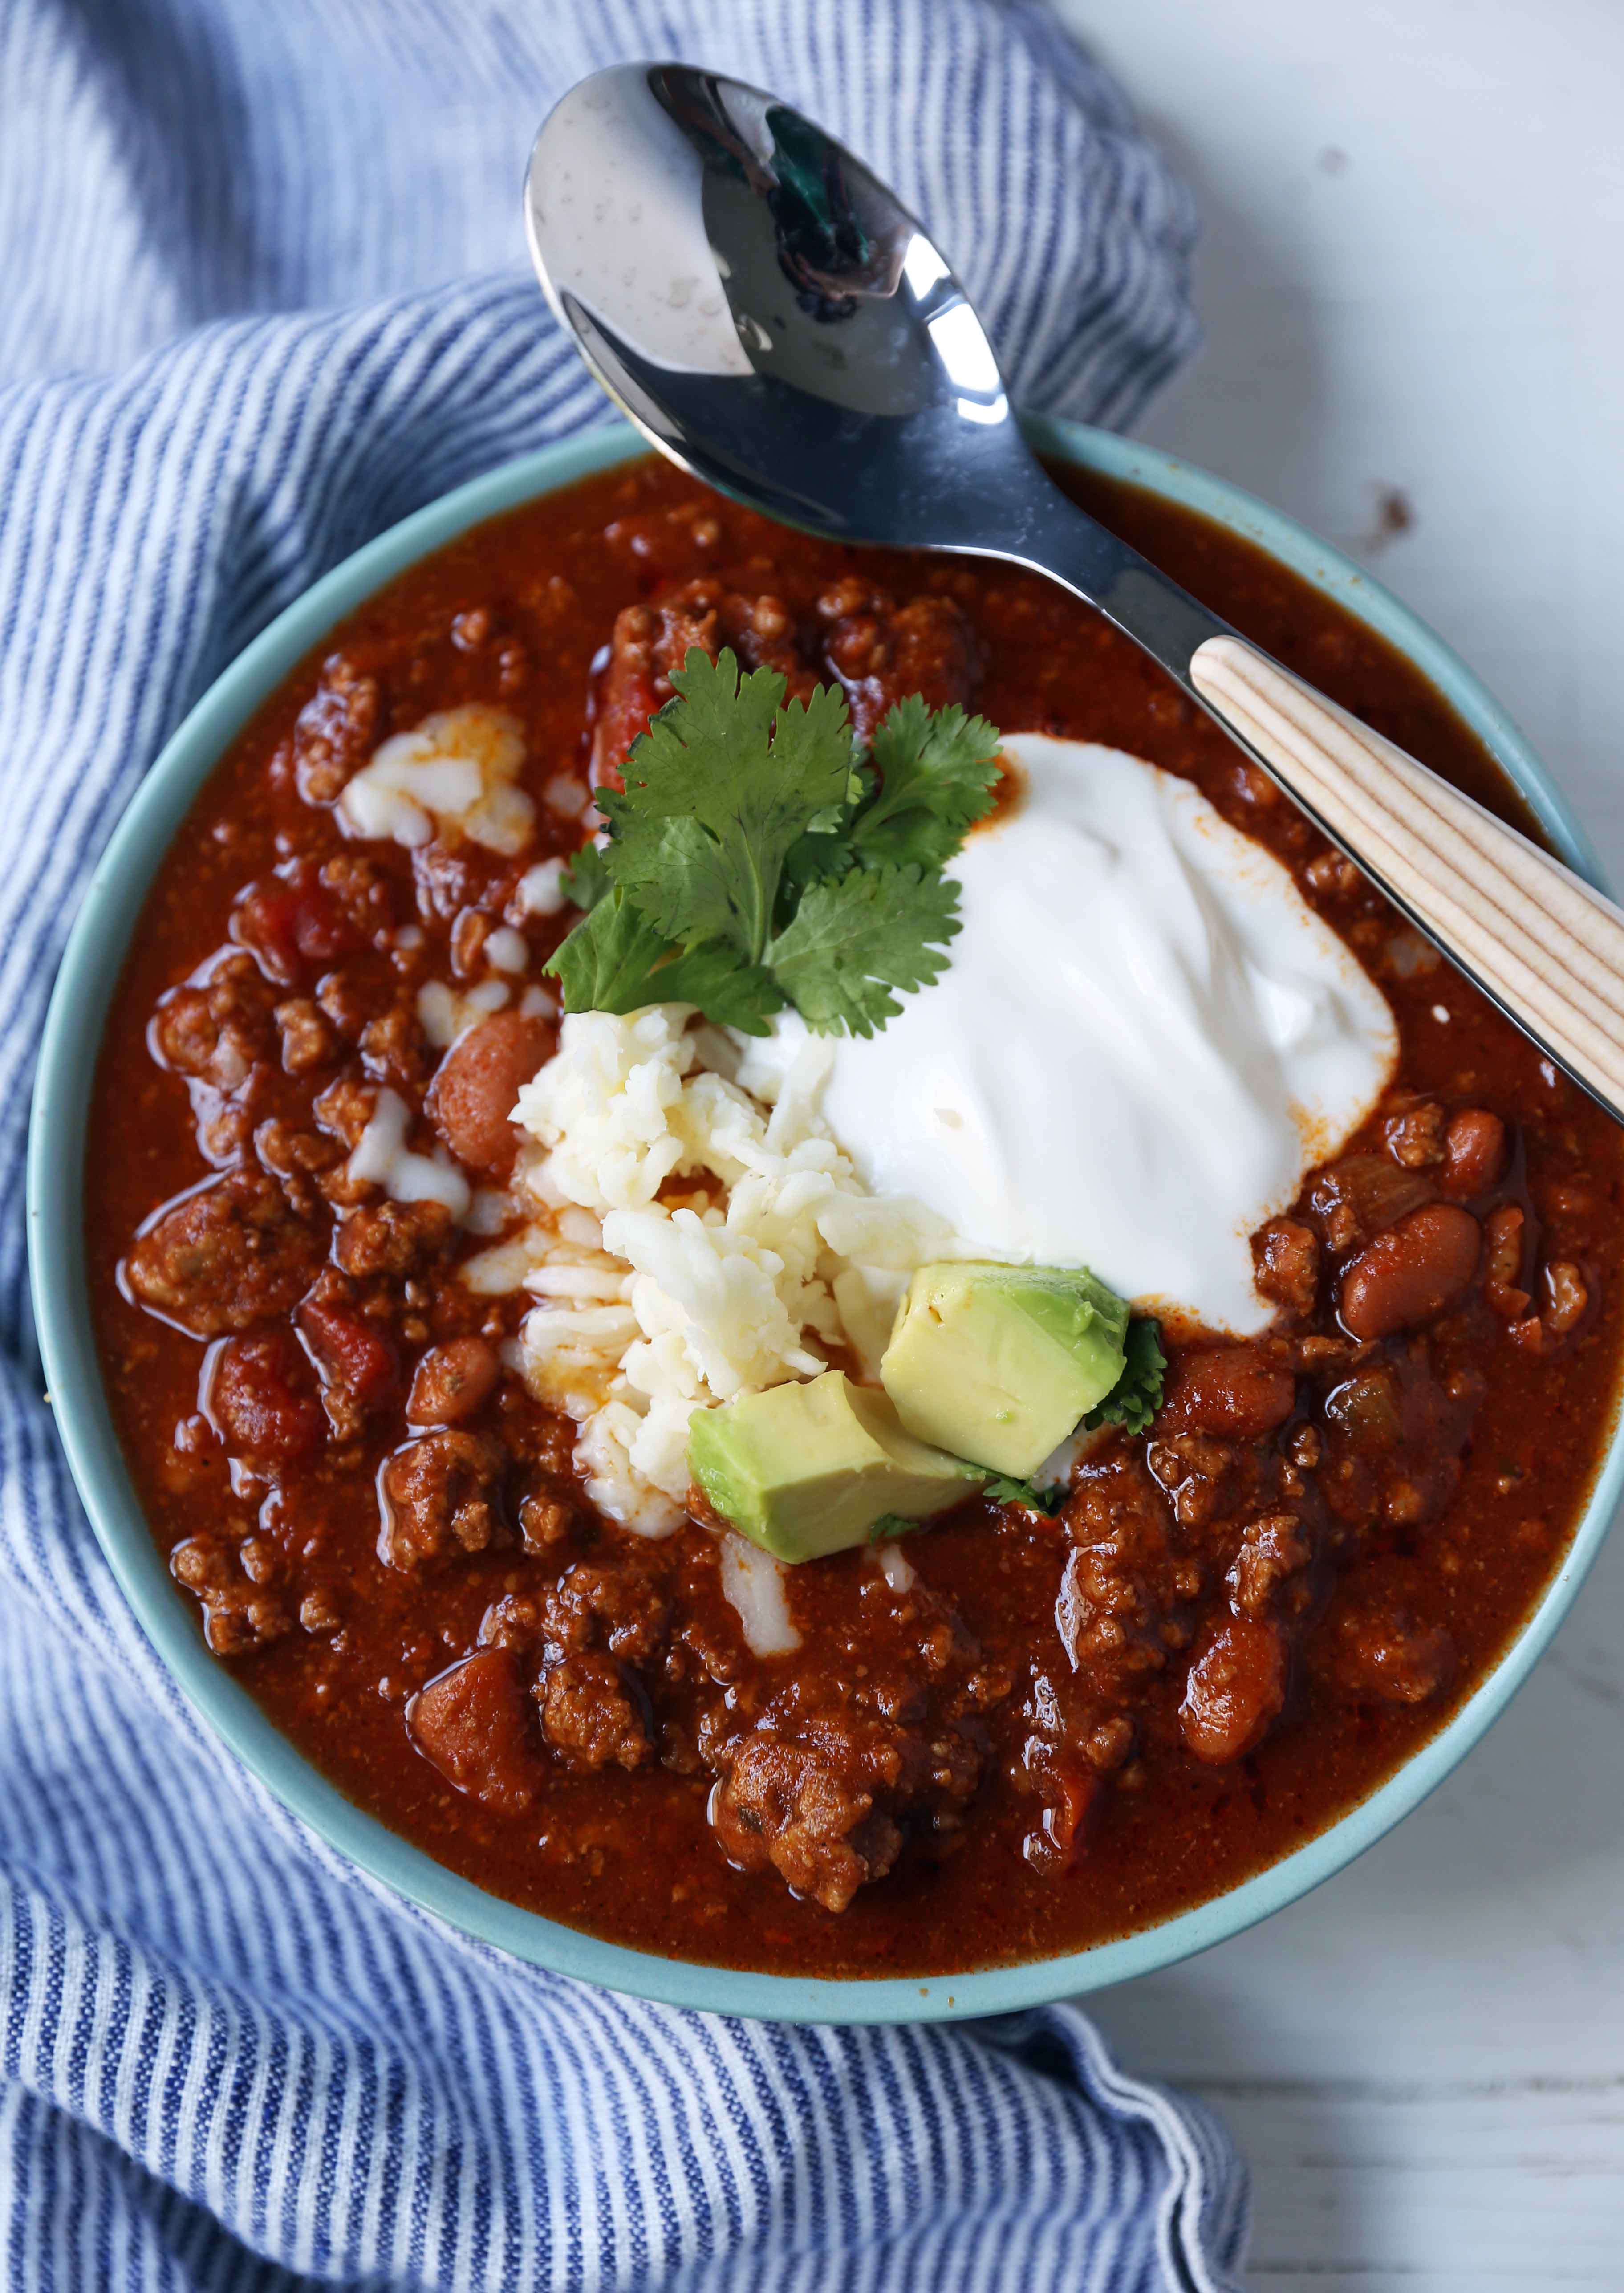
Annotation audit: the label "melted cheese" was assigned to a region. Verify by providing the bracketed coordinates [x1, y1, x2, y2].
[338, 706, 535, 854]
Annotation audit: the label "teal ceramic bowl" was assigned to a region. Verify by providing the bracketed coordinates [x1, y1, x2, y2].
[28, 415, 1623, 2024]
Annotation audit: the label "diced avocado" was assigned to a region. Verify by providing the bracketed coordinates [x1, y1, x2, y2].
[688, 1370, 984, 1563]
[881, 1261, 1129, 1478]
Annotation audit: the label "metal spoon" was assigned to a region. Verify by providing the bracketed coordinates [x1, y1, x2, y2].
[525, 62, 1624, 1118]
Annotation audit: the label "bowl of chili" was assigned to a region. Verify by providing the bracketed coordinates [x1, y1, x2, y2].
[29, 415, 1624, 2021]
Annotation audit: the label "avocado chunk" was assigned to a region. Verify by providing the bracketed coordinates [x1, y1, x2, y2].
[881, 1261, 1129, 1477]
[688, 1370, 984, 1563]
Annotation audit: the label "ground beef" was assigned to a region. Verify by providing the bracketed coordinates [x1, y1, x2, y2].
[334, 1198, 454, 1279]
[358, 1004, 429, 1092]
[537, 1652, 654, 1771]
[124, 1166, 323, 1337]
[1383, 1099, 1447, 1168]
[706, 1684, 981, 1914]
[169, 1533, 292, 1655]
[1253, 1219, 1320, 1317]
[1146, 1431, 1242, 1529]
[289, 652, 382, 805]
[150, 955, 275, 1090]
[378, 1430, 506, 1567]
[1056, 1464, 1194, 1700]
[274, 996, 338, 1075]
[589, 575, 978, 785]
[591, 581, 819, 787]
[813, 580, 978, 744]
[540, 1555, 671, 1666]
[1226, 1513, 1312, 1619]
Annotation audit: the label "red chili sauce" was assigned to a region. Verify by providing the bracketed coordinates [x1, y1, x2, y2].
[86, 455, 1624, 1976]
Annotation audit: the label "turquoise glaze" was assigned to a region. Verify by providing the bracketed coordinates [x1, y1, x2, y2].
[28, 416, 1623, 2024]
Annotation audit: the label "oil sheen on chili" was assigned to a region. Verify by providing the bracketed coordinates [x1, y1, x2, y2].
[89, 456, 1624, 1978]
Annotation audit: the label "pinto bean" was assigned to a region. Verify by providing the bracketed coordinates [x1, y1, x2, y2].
[1441, 1109, 1508, 1199]
[1339, 1203, 1481, 1339]
[1179, 1616, 1287, 1764]
[428, 1010, 554, 1177]
[1158, 1346, 1297, 1438]
[408, 1336, 502, 1426]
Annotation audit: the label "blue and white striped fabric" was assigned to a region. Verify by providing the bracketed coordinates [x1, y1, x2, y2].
[0, 3, 1244, 2285]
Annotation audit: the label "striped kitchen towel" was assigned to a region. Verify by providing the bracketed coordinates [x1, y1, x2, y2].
[0, 2, 1244, 2286]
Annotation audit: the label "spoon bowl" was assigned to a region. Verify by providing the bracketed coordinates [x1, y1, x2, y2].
[527, 63, 1624, 1120]
[525, 63, 1025, 550]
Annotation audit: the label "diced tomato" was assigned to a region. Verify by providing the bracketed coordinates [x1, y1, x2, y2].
[231, 861, 357, 985]
[206, 1330, 325, 1464]
[406, 1649, 545, 1815]
[298, 1294, 398, 1408]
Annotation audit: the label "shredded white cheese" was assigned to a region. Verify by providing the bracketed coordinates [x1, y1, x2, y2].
[416, 976, 511, 1049]
[465, 1189, 515, 1236]
[501, 1004, 994, 1536]
[875, 1541, 918, 1594]
[338, 705, 535, 854]
[484, 926, 530, 974]
[515, 858, 569, 917]
[347, 1087, 471, 1218]
[718, 1534, 801, 1655]
[543, 772, 591, 818]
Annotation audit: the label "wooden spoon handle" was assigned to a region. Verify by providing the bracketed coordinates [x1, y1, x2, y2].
[1190, 633, 1624, 1120]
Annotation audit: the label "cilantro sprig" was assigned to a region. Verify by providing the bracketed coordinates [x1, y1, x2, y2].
[980, 1474, 1068, 1516]
[545, 649, 1001, 1036]
[1085, 1318, 1166, 1437]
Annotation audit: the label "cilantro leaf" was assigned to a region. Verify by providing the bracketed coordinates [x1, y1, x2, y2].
[1085, 1318, 1166, 1436]
[652, 941, 784, 1034]
[867, 1512, 914, 1544]
[767, 865, 962, 1037]
[602, 651, 853, 964]
[778, 826, 857, 907]
[850, 696, 1003, 869]
[543, 889, 679, 1015]
[981, 1473, 1068, 1516]
[557, 654, 1003, 1044]
[560, 840, 612, 912]
[544, 888, 782, 1033]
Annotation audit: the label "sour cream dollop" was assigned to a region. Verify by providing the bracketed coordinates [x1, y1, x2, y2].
[744, 735, 1397, 1334]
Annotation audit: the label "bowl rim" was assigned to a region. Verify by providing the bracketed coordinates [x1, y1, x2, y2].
[28, 411, 1622, 2025]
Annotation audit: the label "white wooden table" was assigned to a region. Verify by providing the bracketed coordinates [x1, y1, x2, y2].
[1053, 1, 1624, 2281]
